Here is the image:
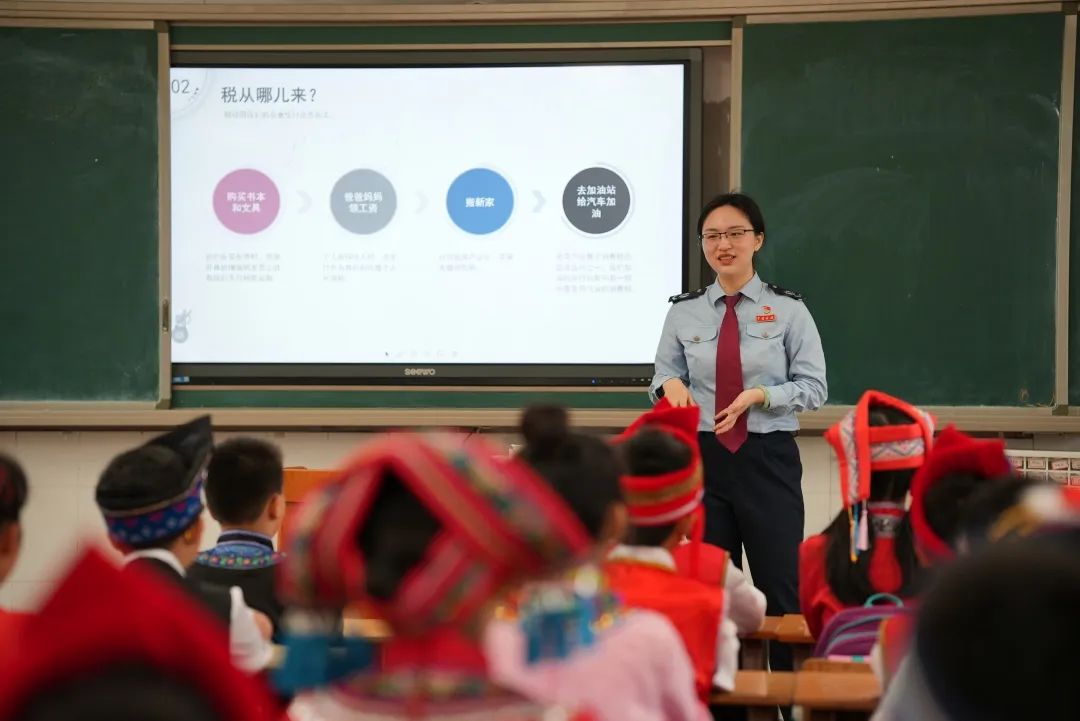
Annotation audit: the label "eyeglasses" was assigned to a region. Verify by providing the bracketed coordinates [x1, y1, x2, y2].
[700, 228, 756, 243]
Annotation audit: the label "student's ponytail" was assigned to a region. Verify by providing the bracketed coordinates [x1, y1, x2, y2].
[518, 404, 623, 542]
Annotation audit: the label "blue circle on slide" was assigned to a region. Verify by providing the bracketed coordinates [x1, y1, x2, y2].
[446, 168, 514, 234]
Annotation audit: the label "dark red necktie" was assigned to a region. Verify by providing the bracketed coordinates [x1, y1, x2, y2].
[715, 293, 748, 452]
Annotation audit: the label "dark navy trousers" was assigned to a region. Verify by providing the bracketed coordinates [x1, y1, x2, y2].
[699, 430, 804, 679]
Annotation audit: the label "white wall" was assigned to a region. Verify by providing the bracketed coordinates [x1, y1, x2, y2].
[2, 428, 1072, 611]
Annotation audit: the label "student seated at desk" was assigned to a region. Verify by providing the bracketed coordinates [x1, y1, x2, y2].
[485, 405, 709, 721]
[670, 536, 765, 641]
[873, 427, 1015, 685]
[872, 526, 1080, 721]
[95, 417, 273, 672]
[800, 391, 932, 641]
[604, 400, 765, 700]
[621, 402, 767, 637]
[188, 437, 287, 639]
[908, 425, 1014, 566]
[280, 433, 598, 721]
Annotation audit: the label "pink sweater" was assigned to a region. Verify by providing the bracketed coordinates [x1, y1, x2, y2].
[483, 609, 710, 721]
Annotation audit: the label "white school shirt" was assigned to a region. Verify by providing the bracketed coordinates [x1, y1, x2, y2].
[723, 562, 767, 636]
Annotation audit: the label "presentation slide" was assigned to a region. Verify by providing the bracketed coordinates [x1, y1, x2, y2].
[170, 64, 686, 365]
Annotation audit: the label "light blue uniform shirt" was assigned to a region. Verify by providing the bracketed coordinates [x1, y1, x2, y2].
[649, 274, 828, 433]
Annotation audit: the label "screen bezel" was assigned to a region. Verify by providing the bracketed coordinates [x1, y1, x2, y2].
[169, 48, 703, 387]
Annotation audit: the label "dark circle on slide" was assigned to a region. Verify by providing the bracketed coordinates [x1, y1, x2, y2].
[562, 167, 631, 235]
[330, 169, 397, 234]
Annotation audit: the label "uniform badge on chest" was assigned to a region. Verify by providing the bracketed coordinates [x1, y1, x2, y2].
[755, 305, 777, 323]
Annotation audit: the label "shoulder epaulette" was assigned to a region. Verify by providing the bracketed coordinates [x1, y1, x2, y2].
[767, 283, 804, 302]
[668, 288, 707, 304]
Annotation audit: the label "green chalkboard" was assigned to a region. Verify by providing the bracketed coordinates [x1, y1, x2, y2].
[0, 27, 160, 401]
[742, 14, 1063, 406]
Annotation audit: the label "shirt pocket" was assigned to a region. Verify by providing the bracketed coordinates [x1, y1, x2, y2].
[744, 323, 785, 342]
[677, 325, 718, 378]
[742, 322, 788, 381]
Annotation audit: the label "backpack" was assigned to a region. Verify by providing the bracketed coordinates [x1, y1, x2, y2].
[811, 593, 908, 658]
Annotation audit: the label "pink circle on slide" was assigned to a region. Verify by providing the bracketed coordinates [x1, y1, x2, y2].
[213, 169, 280, 234]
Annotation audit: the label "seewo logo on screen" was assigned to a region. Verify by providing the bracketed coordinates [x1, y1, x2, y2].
[404, 368, 437, 376]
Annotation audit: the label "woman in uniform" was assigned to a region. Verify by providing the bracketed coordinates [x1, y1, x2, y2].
[650, 192, 827, 674]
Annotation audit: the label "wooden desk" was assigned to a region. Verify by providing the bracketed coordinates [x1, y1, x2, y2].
[775, 613, 815, 668]
[711, 670, 796, 721]
[740, 616, 781, 670]
[794, 670, 881, 721]
[802, 659, 874, 674]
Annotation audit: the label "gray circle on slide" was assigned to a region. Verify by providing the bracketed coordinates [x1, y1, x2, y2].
[330, 169, 397, 234]
[562, 166, 631, 235]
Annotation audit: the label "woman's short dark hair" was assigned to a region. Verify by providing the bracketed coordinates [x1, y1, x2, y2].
[696, 192, 767, 239]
